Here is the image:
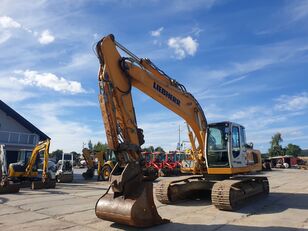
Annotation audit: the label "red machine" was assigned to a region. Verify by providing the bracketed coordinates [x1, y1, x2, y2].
[141, 152, 162, 180]
[161, 152, 181, 176]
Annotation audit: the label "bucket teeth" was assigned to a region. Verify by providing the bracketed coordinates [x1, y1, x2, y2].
[95, 182, 169, 227]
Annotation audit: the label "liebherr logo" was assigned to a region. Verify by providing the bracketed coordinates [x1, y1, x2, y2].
[153, 82, 181, 106]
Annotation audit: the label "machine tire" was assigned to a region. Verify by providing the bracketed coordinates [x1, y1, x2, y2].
[102, 165, 112, 181]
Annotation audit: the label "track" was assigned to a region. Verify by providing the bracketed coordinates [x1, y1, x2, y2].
[156, 175, 269, 210]
[211, 176, 269, 211]
[155, 175, 213, 204]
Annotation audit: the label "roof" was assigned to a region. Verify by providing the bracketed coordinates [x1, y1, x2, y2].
[269, 155, 298, 159]
[0, 100, 50, 140]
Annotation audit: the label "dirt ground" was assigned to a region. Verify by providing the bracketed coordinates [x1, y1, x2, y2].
[0, 168, 307, 231]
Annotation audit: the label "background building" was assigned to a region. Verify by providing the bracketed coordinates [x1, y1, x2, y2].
[0, 100, 49, 166]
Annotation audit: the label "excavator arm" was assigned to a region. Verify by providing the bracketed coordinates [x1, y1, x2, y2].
[97, 35, 207, 172]
[94, 34, 207, 227]
[24, 139, 50, 182]
[82, 148, 105, 180]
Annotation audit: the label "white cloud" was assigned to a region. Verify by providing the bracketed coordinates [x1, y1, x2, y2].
[170, 0, 219, 13]
[206, 58, 275, 80]
[11, 70, 85, 94]
[150, 27, 164, 37]
[0, 16, 21, 28]
[288, 0, 308, 22]
[220, 75, 247, 86]
[275, 92, 308, 111]
[0, 75, 37, 103]
[168, 36, 198, 59]
[230, 106, 263, 120]
[0, 31, 11, 44]
[38, 30, 55, 44]
[20, 100, 102, 152]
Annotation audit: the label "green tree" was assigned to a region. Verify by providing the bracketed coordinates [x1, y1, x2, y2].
[154, 146, 165, 152]
[50, 149, 63, 162]
[268, 133, 284, 157]
[142, 146, 155, 152]
[94, 141, 108, 152]
[148, 146, 155, 152]
[285, 143, 302, 157]
[88, 140, 93, 150]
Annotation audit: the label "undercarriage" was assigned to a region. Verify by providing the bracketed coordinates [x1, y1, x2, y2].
[156, 175, 269, 210]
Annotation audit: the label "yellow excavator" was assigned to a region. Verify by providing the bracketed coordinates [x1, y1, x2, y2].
[8, 139, 56, 190]
[94, 34, 269, 227]
[82, 148, 115, 181]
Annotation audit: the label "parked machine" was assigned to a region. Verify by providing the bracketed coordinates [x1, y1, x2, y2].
[94, 34, 268, 227]
[142, 152, 160, 180]
[7, 139, 56, 190]
[56, 153, 74, 183]
[161, 152, 181, 176]
[0, 144, 20, 194]
[82, 148, 115, 181]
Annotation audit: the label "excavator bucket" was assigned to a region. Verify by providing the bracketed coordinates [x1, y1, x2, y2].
[0, 183, 20, 194]
[82, 168, 95, 180]
[31, 180, 56, 190]
[95, 181, 169, 227]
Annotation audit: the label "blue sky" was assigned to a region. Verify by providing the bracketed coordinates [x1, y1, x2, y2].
[0, 0, 308, 152]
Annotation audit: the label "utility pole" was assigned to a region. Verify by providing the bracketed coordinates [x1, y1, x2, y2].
[177, 124, 181, 150]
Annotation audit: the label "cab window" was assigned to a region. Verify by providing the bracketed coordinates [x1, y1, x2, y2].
[240, 126, 246, 147]
[232, 126, 240, 158]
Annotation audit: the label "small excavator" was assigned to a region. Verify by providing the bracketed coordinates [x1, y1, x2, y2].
[94, 34, 269, 227]
[8, 139, 56, 190]
[82, 148, 115, 181]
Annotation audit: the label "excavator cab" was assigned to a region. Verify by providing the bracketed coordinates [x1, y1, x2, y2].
[206, 121, 262, 175]
[9, 150, 39, 178]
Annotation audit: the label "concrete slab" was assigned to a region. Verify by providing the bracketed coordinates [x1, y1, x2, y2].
[0, 168, 307, 230]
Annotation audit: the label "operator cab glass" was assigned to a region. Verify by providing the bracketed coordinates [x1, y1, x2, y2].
[63, 154, 72, 161]
[17, 150, 33, 163]
[207, 122, 230, 167]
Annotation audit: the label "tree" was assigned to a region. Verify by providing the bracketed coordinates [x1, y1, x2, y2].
[285, 143, 301, 157]
[148, 146, 155, 152]
[268, 133, 284, 157]
[154, 146, 165, 152]
[142, 146, 155, 152]
[94, 141, 108, 152]
[50, 149, 63, 162]
[271, 133, 283, 147]
[88, 140, 93, 150]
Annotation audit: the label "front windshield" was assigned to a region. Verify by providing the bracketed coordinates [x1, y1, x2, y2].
[17, 150, 32, 163]
[207, 124, 230, 167]
[208, 126, 228, 151]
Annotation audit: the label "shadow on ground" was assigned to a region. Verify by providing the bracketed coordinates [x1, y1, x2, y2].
[0, 197, 9, 204]
[158, 191, 308, 213]
[111, 223, 301, 231]
[238, 192, 308, 214]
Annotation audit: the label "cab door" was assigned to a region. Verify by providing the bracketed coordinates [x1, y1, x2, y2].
[230, 125, 246, 168]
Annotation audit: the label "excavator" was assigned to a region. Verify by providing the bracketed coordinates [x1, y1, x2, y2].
[82, 148, 115, 181]
[0, 144, 20, 194]
[8, 139, 56, 190]
[94, 34, 269, 227]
